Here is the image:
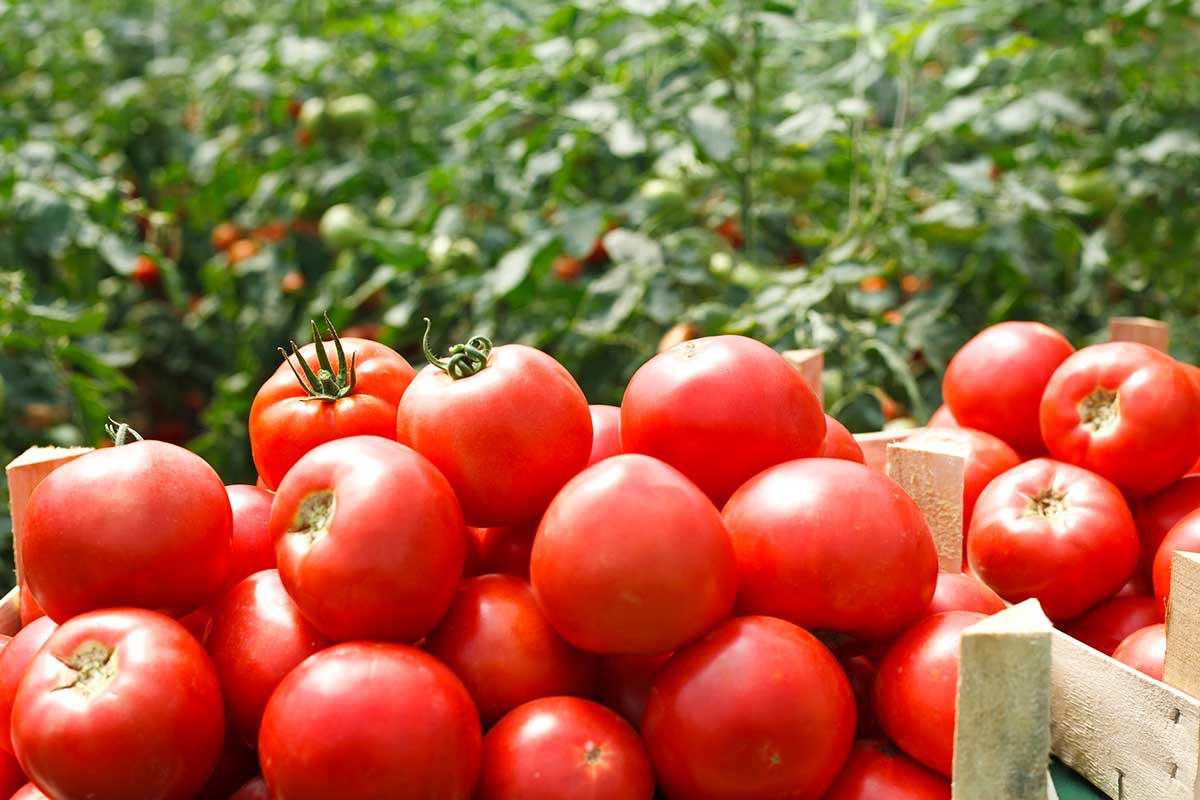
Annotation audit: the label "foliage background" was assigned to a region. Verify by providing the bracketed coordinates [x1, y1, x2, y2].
[3, 0, 1200, 577]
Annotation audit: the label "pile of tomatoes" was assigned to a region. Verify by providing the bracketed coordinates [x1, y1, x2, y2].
[2, 316, 1199, 800]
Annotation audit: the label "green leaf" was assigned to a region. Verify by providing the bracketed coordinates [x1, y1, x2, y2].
[490, 231, 556, 297]
[688, 104, 736, 162]
[25, 305, 107, 336]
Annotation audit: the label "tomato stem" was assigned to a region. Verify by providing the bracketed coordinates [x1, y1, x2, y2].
[277, 313, 358, 402]
[421, 317, 492, 380]
[105, 417, 144, 446]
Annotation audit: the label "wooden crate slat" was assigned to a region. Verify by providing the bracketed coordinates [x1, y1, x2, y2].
[853, 427, 926, 473]
[886, 439, 964, 572]
[1164, 552, 1200, 698]
[782, 348, 824, 409]
[1108, 317, 1169, 352]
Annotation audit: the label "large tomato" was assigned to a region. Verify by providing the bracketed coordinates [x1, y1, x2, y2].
[531, 454, 736, 654]
[12, 609, 224, 800]
[722, 458, 937, 639]
[822, 415, 865, 463]
[1112, 623, 1166, 680]
[204, 570, 331, 746]
[396, 321, 592, 527]
[1064, 595, 1163, 656]
[259, 642, 481, 800]
[967, 459, 1138, 620]
[1152, 508, 1200, 615]
[477, 697, 654, 800]
[595, 653, 671, 727]
[927, 404, 959, 428]
[1135, 475, 1200, 581]
[250, 318, 415, 489]
[20, 437, 231, 622]
[0, 617, 56, 754]
[927, 572, 1006, 617]
[874, 611, 986, 777]
[463, 519, 538, 580]
[642, 616, 855, 799]
[588, 404, 622, 465]
[841, 656, 879, 738]
[221, 484, 275, 591]
[193, 740, 259, 800]
[0, 749, 25, 798]
[425, 575, 597, 726]
[823, 739, 951, 800]
[942, 321, 1074, 454]
[620, 335, 824, 505]
[271, 436, 465, 642]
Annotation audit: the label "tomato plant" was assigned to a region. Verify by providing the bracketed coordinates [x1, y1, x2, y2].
[1112, 623, 1166, 681]
[823, 739, 951, 800]
[1064, 595, 1163, 657]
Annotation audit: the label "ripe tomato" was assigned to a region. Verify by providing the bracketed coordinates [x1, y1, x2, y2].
[841, 656, 879, 738]
[259, 643, 481, 800]
[1134, 475, 1200, 581]
[621, 335, 824, 505]
[132, 255, 160, 287]
[212, 222, 241, 251]
[968, 459, 1138, 620]
[425, 575, 597, 726]
[823, 739, 951, 800]
[587, 404, 622, 465]
[722, 458, 937, 639]
[250, 318, 416, 489]
[927, 572, 1006, 617]
[1112, 623, 1166, 681]
[1152, 508, 1200, 615]
[642, 616, 855, 799]
[11, 785, 50, 800]
[874, 611, 986, 777]
[21, 437, 231, 622]
[204, 570, 331, 746]
[18, 586, 43, 627]
[822, 415, 865, 463]
[477, 697, 654, 800]
[12, 609, 224, 800]
[193, 739, 259, 800]
[271, 436, 465, 642]
[0, 617, 56, 754]
[928, 404, 959, 428]
[0, 748, 25, 798]
[551, 255, 585, 282]
[463, 520, 537, 580]
[221, 484, 275, 591]
[531, 454, 736, 654]
[1064, 595, 1163, 656]
[230, 777, 271, 800]
[397, 321, 592, 527]
[1040, 342, 1200, 496]
[595, 653, 671, 727]
[943, 321, 1074, 454]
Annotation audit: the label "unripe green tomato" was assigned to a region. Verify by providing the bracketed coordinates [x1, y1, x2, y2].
[1058, 170, 1119, 211]
[298, 97, 327, 131]
[319, 204, 370, 250]
[326, 94, 378, 135]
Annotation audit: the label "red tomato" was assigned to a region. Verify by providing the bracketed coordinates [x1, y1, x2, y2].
[193, 739, 259, 800]
[1040, 342, 1200, 496]
[967, 459, 1138, 620]
[823, 739, 951, 800]
[841, 656, 879, 738]
[397, 322, 592, 527]
[132, 255, 160, 287]
[1064, 595, 1163, 656]
[928, 404, 959, 428]
[620, 335, 824, 505]
[222, 484, 275, 591]
[595, 653, 671, 727]
[822, 415, 865, 463]
[722, 458, 938, 638]
[204, 570, 331, 746]
[230, 777, 272, 799]
[531, 454, 736, 654]
[12, 609, 224, 800]
[463, 520, 538, 580]
[271, 436, 465, 642]
[0, 617, 56, 754]
[943, 322, 1074, 454]
[0, 748, 25, 798]
[18, 587, 43, 628]
[259, 642, 481, 800]
[1112, 623, 1166, 681]
[477, 697, 654, 800]
[874, 611, 986, 777]
[642, 616, 855, 799]
[425, 575, 597, 726]
[587, 404, 622, 465]
[11, 785, 49, 800]
[249, 319, 416, 489]
[1135, 475, 1200, 581]
[21, 440, 231, 622]
[1152, 508, 1200, 615]
[927, 572, 1006, 617]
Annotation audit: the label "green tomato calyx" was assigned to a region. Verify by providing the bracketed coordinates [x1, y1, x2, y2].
[421, 317, 492, 380]
[278, 313, 358, 402]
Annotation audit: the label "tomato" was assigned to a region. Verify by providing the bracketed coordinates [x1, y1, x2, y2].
[620, 335, 824, 505]
[822, 415, 865, 463]
[193, 739, 259, 800]
[221, 484, 275, 591]
[204, 570, 331, 746]
[425, 575, 597, 727]
[1112, 623, 1166, 681]
[477, 697, 653, 800]
[874, 611, 985, 777]
[18, 587, 42, 627]
[551, 255, 585, 282]
[587, 404, 622, 465]
[279, 270, 305, 294]
[1152, 508, 1200, 615]
[0, 617, 57, 754]
[642, 616, 855, 799]
[841, 655, 879, 738]
[259, 642, 481, 800]
[943, 322, 1074, 454]
[318, 204, 370, 250]
[823, 739, 951, 800]
[927, 572, 1006, 617]
[226, 238, 260, 264]
[212, 222, 241, 252]
[271, 436, 465, 642]
[230, 777, 272, 800]
[249, 317, 415, 489]
[463, 520, 537, 580]
[132, 255, 160, 287]
[531, 454, 736, 654]
[722, 458, 937, 639]
[1040, 342, 1200, 496]
[595, 653, 671, 727]
[11, 785, 50, 800]
[714, 216, 744, 249]
[967, 459, 1137, 620]
[1064, 595, 1163, 656]
[12, 609, 224, 800]
[21, 435, 231, 622]
[326, 95, 378, 135]
[1134, 475, 1200, 581]
[0, 749, 25, 798]
[397, 321, 592, 527]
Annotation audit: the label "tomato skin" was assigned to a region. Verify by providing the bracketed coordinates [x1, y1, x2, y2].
[823, 739, 951, 800]
[258, 642, 481, 800]
[21, 441, 231, 622]
[587, 404, 622, 465]
[1112, 623, 1166, 680]
[477, 697, 654, 800]
[531, 454, 737, 655]
[425, 575, 598, 727]
[230, 777, 272, 799]
[822, 415, 865, 463]
[1064, 595, 1163, 656]
[0, 748, 25, 798]
[927, 404, 959, 428]
[222, 484, 276, 591]
[12, 609, 224, 800]
[722, 458, 938, 639]
[271, 436, 465, 642]
[250, 337, 415, 489]
[1135, 475, 1200, 582]
[595, 653, 671, 727]
[642, 616, 855, 799]
[967, 459, 1138, 620]
[620, 335, 825, 505]
[1152, 508, 1200, 615]
[841, 656, 879, 738]
[18, 587, 43, 628]
[397, 345, 592, 527]
[193, 739, 259, 800]
[927, 572, 1007, 617]
[463, 520, 538, 580]
[874, 611, 986, 777]
[0, 617, 56, 754]
[204, 570, 331, 746]
[11, 784, 50, 800]
[943, 321, 1074, 454]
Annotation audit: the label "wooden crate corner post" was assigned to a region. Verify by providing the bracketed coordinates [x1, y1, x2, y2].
[886, 439, 965, 572]
[783, 347, 824, 409]
[1109, 316, 1169, 353]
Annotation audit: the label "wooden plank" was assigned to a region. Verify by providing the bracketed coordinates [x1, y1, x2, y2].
[1164, 552, 1200, 699]
[0, 588, 20, 637]
[853, 427, 926, 474]
[953, 599, 1054, 800]
[887, 439, 965, 572]
[783, 348, 824, 409]
[1109, 317, 1169, 353]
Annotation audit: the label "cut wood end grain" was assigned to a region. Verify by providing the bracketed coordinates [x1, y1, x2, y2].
[5, 445, 94, 471]
[782, 348, 824, 407]
[886, 440, 965, 572]
[1108, 317, 1169, 352]
[966, 598, 1053, 635]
